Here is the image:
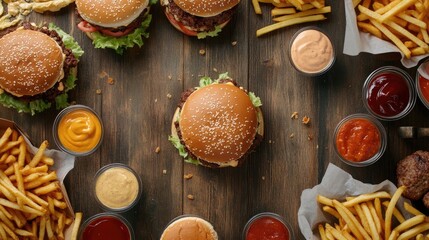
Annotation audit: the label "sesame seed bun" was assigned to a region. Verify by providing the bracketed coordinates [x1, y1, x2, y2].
[171, 83, 263, 167]
[173, 0, 239, 17]
[0, 29, 64, 97]
[75, 0, 149, 28]
[161, 216, 218, 240]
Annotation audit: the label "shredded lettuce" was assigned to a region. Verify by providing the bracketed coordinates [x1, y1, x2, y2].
[91, 14, 152, 55]
[0, 24, 82, 115]
[49, 23, 84, 58]
[168, 135, 201, 165]
[197, 25, 222, 39]
[199, 77, 214, 88]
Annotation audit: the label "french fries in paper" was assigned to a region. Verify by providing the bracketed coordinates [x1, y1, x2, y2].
[355, 0, 429, 59]
[252, 0, 331, 37]
[0, 119, 81, 240]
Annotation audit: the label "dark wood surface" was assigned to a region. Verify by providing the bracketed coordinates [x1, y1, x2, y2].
[1, 0, 429, 239]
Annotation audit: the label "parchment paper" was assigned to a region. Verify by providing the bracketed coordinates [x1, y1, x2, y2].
[343, 0, 428, 68]
[297, 163, 410, 239]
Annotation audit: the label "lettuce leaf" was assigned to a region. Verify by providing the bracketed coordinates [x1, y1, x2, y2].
[249, 92, 262, 107]
[49, 23, 84, 58]
[91, 14, 152, 55]
[168, 135, 201, 165]
[196, 25, 222, 39]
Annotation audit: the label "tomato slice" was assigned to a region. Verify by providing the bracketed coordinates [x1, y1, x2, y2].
[164, 9, 198, 36]
[77, 21, 98, 33]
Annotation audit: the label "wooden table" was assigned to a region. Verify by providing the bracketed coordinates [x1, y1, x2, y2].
[2, 0, 429, 239]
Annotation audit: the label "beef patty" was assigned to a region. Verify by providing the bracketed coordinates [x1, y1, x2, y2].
[397, 151, 429, 201]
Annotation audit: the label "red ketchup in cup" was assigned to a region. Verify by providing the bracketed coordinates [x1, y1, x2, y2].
[243, 213, 292, 240]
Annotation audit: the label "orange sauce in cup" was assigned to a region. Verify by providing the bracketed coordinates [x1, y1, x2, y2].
[57, 109, 102, 153]
[335, 118, 381, 162]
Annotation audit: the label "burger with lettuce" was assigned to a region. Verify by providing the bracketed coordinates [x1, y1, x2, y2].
[169, 73, 264, 168]
[0, 22, 83, 115]
[76, 0, 155, 54]
[161, 0, 239, 39]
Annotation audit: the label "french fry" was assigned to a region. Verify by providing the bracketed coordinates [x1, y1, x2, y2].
[28, 140, 48, 168]
[34, 181, 59, 195]
[370, 19, 412, 58]
[397, 222, 429, 240]
[272, 6, 331, 22]
[379, 0, 418, 23]
[271, 7, 296, 16]
[361, 202, 380, 240]
[385, 186, 406, 239]
[1, 222, 18, 240]
[0, 223, 6, 240]
[404, 201, 424, 216]
[332, 199, 366, 240]
[0, 128, 13, 149]
[252, 0, 262, 14]
[358, 22, 383, 38]
[342, 191, 391, 207]
[71, 212, 83, 240]
[256, 14, 326, 37]
[394, 215, 426, 233]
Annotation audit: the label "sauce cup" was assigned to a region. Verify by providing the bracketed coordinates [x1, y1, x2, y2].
[94, 163, 142, 212]
[416, 60, 429, 110]
[289, 27, 335, 76]
[52, 104, 103, 156]
[242, 212, 293, 240]
[79, 212, 135, 240]
[334, 114, 387, 167]
[362, 66, 416, 121]
[160, 215, 218, 240]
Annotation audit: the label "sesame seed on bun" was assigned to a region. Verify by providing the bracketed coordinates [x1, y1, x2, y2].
[0, 29, 64, 97]
[161, 216, 218, 240]
[75, 0, 149, 28]
[173, 0, 239, 17]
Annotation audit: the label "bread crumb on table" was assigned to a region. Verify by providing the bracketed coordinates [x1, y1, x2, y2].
[231, 41, 237, 46]
[291, 112, 298, 119]
[155, 146, 160, 153]
[184, 173, 193, 180]
[187, 194, 194, 200]
[167, 93, 172, 99]
[95, 89, 102, 95]
[302, 116, 310, 125]
[162, 169, 167, 174]
[199, 49, 206, 55]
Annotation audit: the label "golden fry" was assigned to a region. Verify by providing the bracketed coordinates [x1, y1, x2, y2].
[272, 6, 331, 22]
[28, 140, 48, 168]
[385, 186, 406, 239]
[71, 212, 83, 240]
[257, 14, 326, 37]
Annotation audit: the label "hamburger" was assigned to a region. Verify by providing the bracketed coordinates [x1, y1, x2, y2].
[0, 22, 83, 115]
[169, 73, 264, 168]
[161, 216, 218, 240]
[161, 0, 239, 38]
[75, 0, 155, 54]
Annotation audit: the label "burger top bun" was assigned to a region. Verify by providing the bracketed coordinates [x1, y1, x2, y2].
[160, 216, 218, 240]
[0, 29, 64, 97]
[173, 0, 239, 17]
[75, 0, 149, 28]
[179, 83, 258, 165]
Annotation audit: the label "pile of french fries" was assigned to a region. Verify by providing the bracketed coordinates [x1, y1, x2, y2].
[0, 127, 82, 240]
[252, 0, 331, 37]
[317, 186, 429, 240]
[355, 0, 429, 59]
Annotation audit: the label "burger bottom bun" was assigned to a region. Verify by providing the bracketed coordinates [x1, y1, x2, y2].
[163, 8, 230, 37]
[170, 106, 264, 167]
[160, 216, 218, 240]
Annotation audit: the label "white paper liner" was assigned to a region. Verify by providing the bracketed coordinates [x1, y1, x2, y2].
[297, 163, 410, 239]
[343, 0, 428, 68]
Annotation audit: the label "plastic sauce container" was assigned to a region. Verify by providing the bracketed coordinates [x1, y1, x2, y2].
[334, 114, 387, 167]
[242, 212, 293, 240]
[94, 163, 142, 212]
[53, 104, 103, 156]
[161, 215, 218, 240]
[416, 61, 429, 110]
[79, 213, 134, 240]
[362, 66, 416, 121]
[289, 27, 335, 76]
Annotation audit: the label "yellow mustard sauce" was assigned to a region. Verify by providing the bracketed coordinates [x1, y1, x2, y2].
[95, 167, 139, 209]
[57, 109, 102, 153]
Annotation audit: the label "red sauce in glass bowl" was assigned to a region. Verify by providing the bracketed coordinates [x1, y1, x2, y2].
[81, 215, 131, 240]
[366, 72, 410, 118]
[419, 75, 429, 103]
[246, 216, 290, 240]
[336, 118, 381, 162]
